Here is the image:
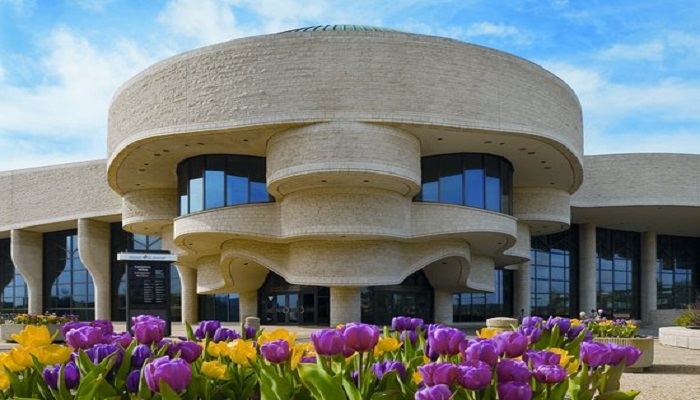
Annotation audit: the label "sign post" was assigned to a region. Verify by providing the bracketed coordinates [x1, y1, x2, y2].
[118, 252, 177, 337]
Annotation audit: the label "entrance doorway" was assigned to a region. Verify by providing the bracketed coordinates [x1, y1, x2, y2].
[259, 273, 329, 325]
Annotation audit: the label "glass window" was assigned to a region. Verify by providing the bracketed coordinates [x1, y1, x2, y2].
[453, 269, 514, 322]
[656, 235, 700, 309]
[530, 227, 579, 317]
[416, 153, 513, 214]
[596, 228, 640, 319]
[0, 239, 28, 314]
[178, 155, 273, 215]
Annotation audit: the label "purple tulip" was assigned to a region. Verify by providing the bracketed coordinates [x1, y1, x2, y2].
[494, 331, 529, 358]
[60, 321, 90, 336]
[43, 361, 80, 390]
[623, 346, 643, 366]
[244, 325, 257, 340]
[518, 326, 543, 344]
[343, 323, 380, 353]
[126, 369, 141, 393]
[523, 350, 561, 368]
[400, 330, 419, 344]
[415, 384, 453, 400]
[498, 381, 533, 400]
[533, 365, 568, 384]
[462, 339, 499, 367]
[84, 344, 123, 367]
[66, 326, 104, 350]
[567, 324, 586, 340]
[418, 362, 457, 386]
[131, 344, 152, 368]
[373, 361, 407, 381]
[91, 320, 114, 336]
[194, 320, 221, 340]
[580, 342, 613, 368]
[544, 317, 571, 335]
[131, 315, 166, 330]
[310, 329, 345, 356]
[105, 331, 133, 348]
[133, 320, 165, 345]
[174, 341, 203, 363]
[496, 359, 532, 383]
[456, 361, 491, 391]
[261, 339, 291, 364]
[392, 316, 424, 332]
[144, 356, 192, 393]
[300, 356, 317, 364]
[213, 327, 240, 343]
[521, 316, 543, 329]
[428, 327, 466, 356]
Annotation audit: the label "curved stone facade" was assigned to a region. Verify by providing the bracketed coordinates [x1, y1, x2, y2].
[1, 26, 697, 327]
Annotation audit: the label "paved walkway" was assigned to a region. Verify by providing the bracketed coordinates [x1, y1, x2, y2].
[2, 324, 698, 399]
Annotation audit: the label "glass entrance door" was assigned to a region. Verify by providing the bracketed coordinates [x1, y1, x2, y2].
[265, 292, 300, 325]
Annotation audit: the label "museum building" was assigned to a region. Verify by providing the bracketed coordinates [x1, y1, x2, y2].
[0, 26, 698, 327]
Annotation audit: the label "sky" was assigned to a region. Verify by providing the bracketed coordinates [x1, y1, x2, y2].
[0, 0, 699, 172]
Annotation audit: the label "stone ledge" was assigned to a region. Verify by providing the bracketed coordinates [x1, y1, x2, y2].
[659, 326, 700, 350]
[0, 324, 66, 342]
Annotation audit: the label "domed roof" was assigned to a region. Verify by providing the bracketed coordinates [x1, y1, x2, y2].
[279, 25, 399, 33]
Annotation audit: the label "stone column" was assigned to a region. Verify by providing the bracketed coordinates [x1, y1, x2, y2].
[175, 264, 198, 324]
[514, 262, 531, 318]
[10, 229, 43, 314]
[77, 219, 111, 320]
[434, 290, 453, 324]
[579, 223, 597, 316]
[640, 231, 657, 324]
[330, 287, 361, 326]
[239, 291, 258, 321]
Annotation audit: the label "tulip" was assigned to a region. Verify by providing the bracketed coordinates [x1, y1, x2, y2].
[494, 331, 529, 358]
[373, 360, 407, 380]
[498, 381, 533, 400]
[580, 342, 612, 368]
[131, 315, 166, 329]
[392, 316, 424, 332]
[300, 356, 317, 364]
[244, 325, 257, 340]
[544, 317, 571, 335]
[84, 344, 123, 367]
[126, 369, 141, 393]
[194, 320, 221, 340]
[66, 326, 103, 350]
[521, 316, 543, 329]
[60, 321, 89, 337]
[343, 323, 380, 353]
[261, 339, 291, 364]
[91, 320, 114, 335]
[496, 359, 532, 383]
[228, 339, 258, 366]
[400, 330, 419, 344]
[623, 346, 643, 366]
[418, 362, 457, 386]
[523, 350, 561, 368]
[131, 344, 152, 368]
[533, 364, 568, 384]
[43, 361, 80, 390]
[415, 384, 453, 400]
[310, 329, 345, 356]
[144, 356, 192, 393]
[462, 339, 499, 367]
[455, 361, 491, 391]
[427, 326, 465, 356]
[567, 324, 586, 340]
[518, 326, 543, 344]
[201, 360, 228, 379]
[105, 331, 133, 348]
[133, 320, 165, 345]
[174, 341, 203, 363]
[213, 327, 240, 342]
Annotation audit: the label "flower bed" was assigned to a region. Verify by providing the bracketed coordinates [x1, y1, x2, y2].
[0, 315, 643, 399]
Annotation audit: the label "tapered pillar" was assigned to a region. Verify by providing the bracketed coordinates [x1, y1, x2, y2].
[175, 264, 198, 324]
[579, 223, 597, 315]
[239, 291, 258, 321]
[514, 262, 531, 317]
[640, 231, 657, 323]
[78, 219, 111, 320]
[10, 229, 43, 314]
[434, 290, 453, 324]
[330, 287, 361, 326]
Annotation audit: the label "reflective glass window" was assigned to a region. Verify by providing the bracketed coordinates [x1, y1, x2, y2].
[416, 153, 513, 215]
[530, 227, 579, 317]
[453, 269, 514, 322]
[199, 293, 240, 322]
[596, 228, 640, 319]
[178, 155, 273, 215]
[656, 235, 700, 309]
[0, 238, 28, 314]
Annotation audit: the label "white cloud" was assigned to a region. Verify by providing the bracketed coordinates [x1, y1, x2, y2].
[157, 0, 252, 46]
[598, 40, 665, 61]
[0, 0, 34, 14]
[465, 22, 518, 37]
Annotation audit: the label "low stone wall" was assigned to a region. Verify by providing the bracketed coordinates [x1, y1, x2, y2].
[0, 323, 66, 342]
[659, 326, 700, 350]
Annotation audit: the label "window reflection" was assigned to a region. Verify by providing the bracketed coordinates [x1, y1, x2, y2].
[178, 155, 273, 216]
[656, 235, 700, 309]
[199, 293, 240, 322]
[416, 153, 513, 214]
[530, 228, 578, 317]
[0, 239, 28, 314]
[596, 228, 640, 319]
[453, 269, 513, 322]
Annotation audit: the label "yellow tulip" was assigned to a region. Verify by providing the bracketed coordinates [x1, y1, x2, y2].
[8, 347, 33, 369]
[258, 328, 297, 347]
[202, 360, 229, 380]
[31, 344, 73, 365]
[290, 343, 314, 370]
[0, 352, 26, 373]
[549, 348, 580, 374]
[206, 341, 230, 358]
[0, 371, 9, 391]
[412, 371, 423, 385]
[11, 325, 53, 348]
[374, 337, 401, 357]
[228, 339, 257, 366]
[476, 327, 502, 339]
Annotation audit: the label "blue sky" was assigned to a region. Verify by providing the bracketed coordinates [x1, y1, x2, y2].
[1, 0, 699, 171]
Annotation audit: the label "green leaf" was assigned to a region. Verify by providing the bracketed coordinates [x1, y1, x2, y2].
[595, 390, 641, 400]
[158, 380, 183, 400]
[185, 321, 196, 341]
[254, 360, 293, 400]
[114, 338, 138, 388]
[341, 376, 361, 400]
[298, 363, 344, 400]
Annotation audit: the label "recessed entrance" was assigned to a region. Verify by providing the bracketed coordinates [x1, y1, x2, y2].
[259, 273, 329, 326]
